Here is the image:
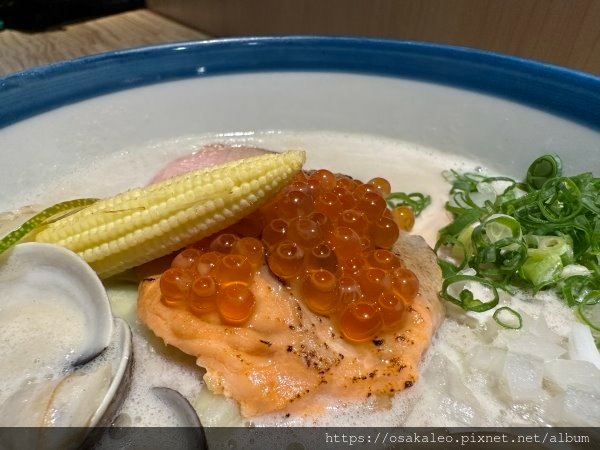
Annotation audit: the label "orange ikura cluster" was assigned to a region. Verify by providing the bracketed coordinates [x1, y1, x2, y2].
[159, 236, 264, 325]
[159, 170, 419, 342]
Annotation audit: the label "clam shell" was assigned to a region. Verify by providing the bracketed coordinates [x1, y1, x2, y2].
[0, 243, 133, 446]
[0, 242, 112, 366]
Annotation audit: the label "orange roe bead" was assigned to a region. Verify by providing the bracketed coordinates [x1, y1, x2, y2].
[392, 267, 420, 300]
[268, 240, 305, 280]
[339, 302, 383, 342]
[306, 242, 338, 273]
[306, 178, 322, 197]
[307, 211, 333, 234]
[366, 249, 402, 271]
[210, 233, 239, 254]
[278, 190, 313, 219]
[218, 283, 255, 325]
[339, 255, 367, 277]
[160, 268, 193, 306]
[292, 171, 308, 183]
[258, 200, 280, 224]
[377, 292, 405, 328]
[301, 269, 339, 315]
[381, 207, 393, 220]
[188, 236, 213, 252]
[338, 209, 369, 236]
[369, 216, 400, 249]
[353, 183, 382, 201]
[337, 275, 362, 307]
[287, 181, 312, 196]
[359, 267, 393, 301]
[392, 206, 415, 231]
[335, 177, 357, 192]
[215, 254, 253, 286]
[171, 248, 202, 271]
[189, 276, 218, 315]
[351, 179, 363, 191]
[360, 236, 373, 252]
[262, 218, 288, 249]
[329, 226, 362, 260]
[331, 186, 355, 209]
[314, 192, 343, 218]
[287, 217, 323, 248]
[196, 251, 222, 276]
[357, 192, 388, 221]
[228, 210, 265, 238]
[232, 237, 264, 270]
[367, 177, 391, 197]
[309, 169, 337, 191]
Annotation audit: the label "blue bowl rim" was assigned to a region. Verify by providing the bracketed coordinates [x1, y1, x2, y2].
[1, 35, 599, 130]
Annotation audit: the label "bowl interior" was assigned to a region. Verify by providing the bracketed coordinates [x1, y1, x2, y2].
[0, 39, 599, 210]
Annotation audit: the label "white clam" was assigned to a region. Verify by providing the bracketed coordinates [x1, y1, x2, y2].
[0, 242, 112, 366]
[0, 243, 133, 446]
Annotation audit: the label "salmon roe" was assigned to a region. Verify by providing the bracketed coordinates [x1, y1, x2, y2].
[392, 205, 415, 231]
[159, 170, 419, 338]
[159, 236, 262, 325]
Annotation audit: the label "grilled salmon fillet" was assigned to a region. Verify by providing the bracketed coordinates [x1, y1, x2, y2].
[137, 232, 443, 417]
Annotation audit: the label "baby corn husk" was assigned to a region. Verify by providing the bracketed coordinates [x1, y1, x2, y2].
[35, 150, 305, 278]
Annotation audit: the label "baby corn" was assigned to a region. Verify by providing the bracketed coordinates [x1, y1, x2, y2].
[35, 150, 305, 278]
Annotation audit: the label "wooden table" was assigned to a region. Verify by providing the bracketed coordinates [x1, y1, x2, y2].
[0, 9, 209, 77]
[1, 3, 598, 77]
[149, 0, 600, 76]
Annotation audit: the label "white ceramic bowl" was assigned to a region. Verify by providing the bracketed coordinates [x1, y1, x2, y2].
[2, 38, 600, 435]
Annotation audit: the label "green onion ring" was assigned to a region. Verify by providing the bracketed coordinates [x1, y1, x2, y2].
[435, 235, 468, 277]
[386, 192, 432, 216]
[493, 306, 523, 329]
[441, 274, 500, 312]
[537, 177, 583, 223]
[526, 154, 562, 190]
[578, 290, 600, 331]
[472, 238, 528, 279]
[560, 275, 594, 307]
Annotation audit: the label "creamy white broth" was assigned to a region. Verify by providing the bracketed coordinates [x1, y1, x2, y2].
[0, 289, 88, 405]
[1, 130, 589, 427]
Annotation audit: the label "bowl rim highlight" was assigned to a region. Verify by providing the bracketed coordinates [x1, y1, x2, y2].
[0, 36, 599, 130]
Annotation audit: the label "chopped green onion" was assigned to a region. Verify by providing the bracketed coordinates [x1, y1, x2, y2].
[470, 214, 527, 280]
[561, 264, 592, 279]
[578, 290, 600, 331]
[437, 153, 600, 335]
[0, 199, 98, 256]
[493, 306, 523, 329]
[519, 250, 563, 288]
[473, 238, 528, 281]
[476, 214, 522, 244]
[537, 177, 583, 223]
[559, 274, 595, 307]
[438, 208, 482, 238]
[437, 258, 461, 278]
[455, 223, 477, 262]
[386, 192, 431, 216]
[441, 274, 499, 312]
[434, 235, 468, 277]
[526, 154, 562, 189]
